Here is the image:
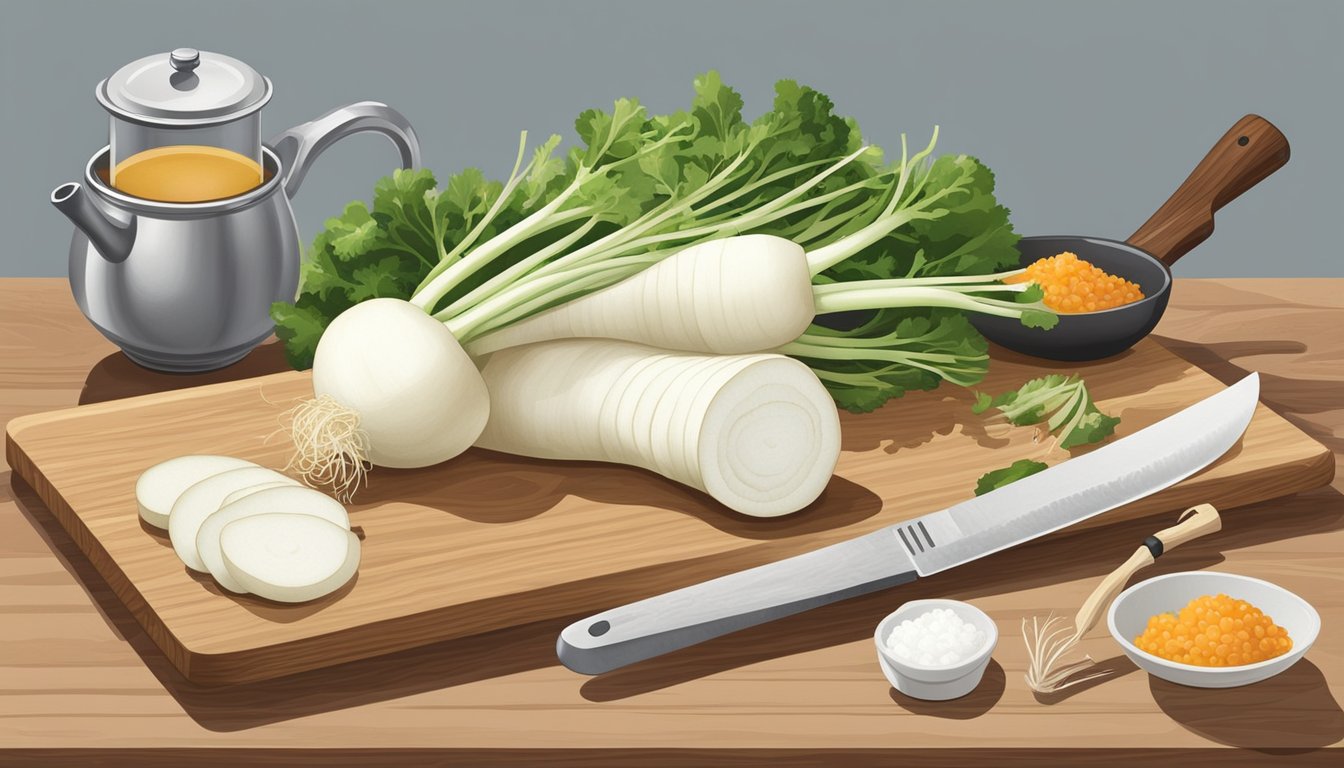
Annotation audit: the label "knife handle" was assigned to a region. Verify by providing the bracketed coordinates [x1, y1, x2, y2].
[557, 528, 917, 676]
[1072, 504, 1222, 637]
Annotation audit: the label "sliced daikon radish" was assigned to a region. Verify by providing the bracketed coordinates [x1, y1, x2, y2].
[219, 480, 294, 508]
[477, 340, 841, 517]
[196, 486, 349, 594]
[136, 455, 256, 529]
[167, 467, 299, 572]
[221, 513, 360, 603]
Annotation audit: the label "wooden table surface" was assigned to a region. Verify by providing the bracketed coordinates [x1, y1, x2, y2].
[1, 278, 1340, 766]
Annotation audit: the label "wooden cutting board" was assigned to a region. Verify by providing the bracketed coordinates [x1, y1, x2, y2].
[4, 339, 1333, 685]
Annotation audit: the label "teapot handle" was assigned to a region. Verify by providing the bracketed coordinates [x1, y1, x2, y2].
[269, 101, 421, 199]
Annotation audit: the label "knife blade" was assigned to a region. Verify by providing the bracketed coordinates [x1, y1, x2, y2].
[558, 372, 1259, 675]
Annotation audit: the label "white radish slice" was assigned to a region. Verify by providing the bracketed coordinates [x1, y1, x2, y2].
[219, 480, 294, 508]
[696, 356, 840, 516]
[196, 486, 350, 594]
[136, 455, 256, 530]
[220, 513, 360, 603]
[167, 467, 299, 572]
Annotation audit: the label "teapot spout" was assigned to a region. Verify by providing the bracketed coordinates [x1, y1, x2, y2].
[51, 183, 135, 264]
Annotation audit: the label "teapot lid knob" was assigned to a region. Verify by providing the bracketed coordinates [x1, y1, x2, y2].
[169, 48, 200, 72]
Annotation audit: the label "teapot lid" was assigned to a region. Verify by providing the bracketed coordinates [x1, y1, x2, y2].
[96, 48, 272, 126]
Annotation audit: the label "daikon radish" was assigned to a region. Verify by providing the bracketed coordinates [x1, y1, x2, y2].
[136, 455, 256, 529]
[195, 486, 350, 594]
[465, 233, 1050, 357]
[295, 298, 491, 500]
[476, 340, 840, 517]
[220, 513, 360, 603]
[168, 466, 299, 572]
[466, 236, 815, 355]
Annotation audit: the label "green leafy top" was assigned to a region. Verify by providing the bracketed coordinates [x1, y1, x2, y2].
[974, 459, 1049, 496]
[272, 72, 1040, 414]
[972, 374, 1121, 449]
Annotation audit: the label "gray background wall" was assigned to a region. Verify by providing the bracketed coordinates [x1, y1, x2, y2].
[2, 0, 1339, 277]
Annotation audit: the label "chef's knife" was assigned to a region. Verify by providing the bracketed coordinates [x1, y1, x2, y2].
[558, 372, 1259, 675]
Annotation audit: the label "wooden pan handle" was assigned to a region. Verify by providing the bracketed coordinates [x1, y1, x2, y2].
[1126, 115, 1289, 266]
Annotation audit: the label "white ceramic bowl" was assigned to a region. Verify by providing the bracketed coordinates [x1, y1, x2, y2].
[874, 598, 998, 701]
[1108, 571, 1319, 689]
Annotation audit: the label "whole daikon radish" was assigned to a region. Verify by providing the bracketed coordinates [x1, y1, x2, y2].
[463, 233, 1050, 358]
[466, 235, 815, 356]
[291, 297, 491, 502]
[475, 340, 841, 517]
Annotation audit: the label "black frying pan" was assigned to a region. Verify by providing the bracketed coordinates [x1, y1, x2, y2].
[972, 114, 1290, 361]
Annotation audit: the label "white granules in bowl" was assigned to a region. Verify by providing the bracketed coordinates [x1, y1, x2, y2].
[885, 607, 987, 666]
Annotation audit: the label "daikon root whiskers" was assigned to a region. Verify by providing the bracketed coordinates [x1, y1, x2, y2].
[285, 394, 371, 503]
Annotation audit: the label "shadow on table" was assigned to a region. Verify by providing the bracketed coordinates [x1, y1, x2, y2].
[1029, 654, 1141, 706]
[78, 341, 292, 405]
[1154, 334, 1343, 456]
[361, 451, 886, 539]
[1151, 659, 1344, 753]
[888, 659, 1005, 718]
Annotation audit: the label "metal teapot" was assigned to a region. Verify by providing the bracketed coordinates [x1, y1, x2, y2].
[51, 48, 420, 372]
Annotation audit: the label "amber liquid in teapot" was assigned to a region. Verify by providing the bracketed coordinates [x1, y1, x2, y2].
[110, 145, 263, 202]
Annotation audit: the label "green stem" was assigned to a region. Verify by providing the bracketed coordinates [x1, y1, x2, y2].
[779, 339, 985, 381]
[524, 137, 767, 279]
[533, 149, 881, 289]
[412, 123, 694, 312]
[448, 253, 663, 340]
[407, 175, 589, 311]
[438, 217, 602, 321]
[441, 132, 533, 263]
[812, 285, 1042, 320]
[790, 329, 937, 349]
[805, 129, 945, 276]
[412, 133, 535, 297]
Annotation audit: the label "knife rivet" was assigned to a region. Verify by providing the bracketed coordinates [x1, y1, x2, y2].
[589, 620, 611, 637]
[1237, 136, 1250, 146]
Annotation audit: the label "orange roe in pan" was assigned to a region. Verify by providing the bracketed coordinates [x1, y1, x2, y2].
[1134, 593, 1292, 667]
[1004, 251, 1144, 313]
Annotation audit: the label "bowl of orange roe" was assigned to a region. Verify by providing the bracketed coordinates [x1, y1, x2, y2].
[970, 235, 1172, 361]
[1108, 571, 1319, 688]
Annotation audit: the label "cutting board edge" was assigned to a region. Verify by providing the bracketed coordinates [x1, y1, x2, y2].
[4, 368, 311, 440]
[5, 429, 198, 677]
